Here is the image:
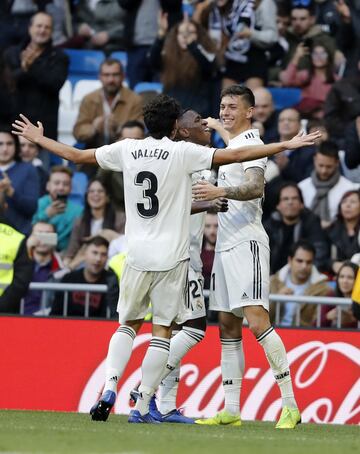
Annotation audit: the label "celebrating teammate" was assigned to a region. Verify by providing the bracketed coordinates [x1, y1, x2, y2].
[12, 94, 319, 424]
[193, 85, 301, 429]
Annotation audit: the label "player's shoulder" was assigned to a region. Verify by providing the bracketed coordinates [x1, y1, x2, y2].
[229, 128, 263, 146]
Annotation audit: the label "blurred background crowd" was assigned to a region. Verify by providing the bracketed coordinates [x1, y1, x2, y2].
[0, 0, 360, 327]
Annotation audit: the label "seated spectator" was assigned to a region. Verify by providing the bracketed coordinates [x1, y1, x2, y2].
[51, 236, 119, 318]
[73, 58, 143, 176]
[24, 221, 63, 315]
[252, 87, 279, 143]
[298, 141, 359, 228]
[0, 190, 33, 314]
[280, 41, 337, 118]
[324, 190, 360, 274]
[19, 135, 48, 195]
[32, 166, 83, 252]
[96, 120, 145, 212]
[74, 0, 127, 53]
[0, 129, 40, 234]
[321, 261, 358, 328]
[4, 12, 69, 146]
[270, 240, 330, 327]
[264, 182, 329, 274]
[64, 178, 125, 269]
[148, 14, 217, 117]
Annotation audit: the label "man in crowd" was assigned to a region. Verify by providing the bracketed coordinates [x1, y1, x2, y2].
[51, 236, 118, 318]
[252, 87, 278, 144]
[0, 190, 33, 314]
[270, 240, 330, 327]
[201, 212, 218, 292]
[264, 182, 329, 274]
[32, 166, 83, 251]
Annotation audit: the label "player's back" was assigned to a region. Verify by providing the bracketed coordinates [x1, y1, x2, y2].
[95, 136, 214, 271]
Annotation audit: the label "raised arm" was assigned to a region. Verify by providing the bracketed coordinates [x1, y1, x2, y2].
[212, 131, 321, 166]
[12, 115, 97, 165]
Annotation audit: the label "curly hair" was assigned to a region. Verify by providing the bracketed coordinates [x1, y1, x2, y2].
[143, 94, 181, 139]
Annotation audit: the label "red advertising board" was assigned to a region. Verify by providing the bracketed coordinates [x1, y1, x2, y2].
[0, 317, 359, 424]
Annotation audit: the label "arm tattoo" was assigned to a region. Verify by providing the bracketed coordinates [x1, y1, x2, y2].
[223, 167, 265, 201]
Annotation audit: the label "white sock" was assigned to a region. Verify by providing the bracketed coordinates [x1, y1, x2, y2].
[221, 338, 244, 416]
[257, 326, 297, 409]
[104, 325, 136, 393]
[158, 327, 205, 414]
[135, 337, 170, 415]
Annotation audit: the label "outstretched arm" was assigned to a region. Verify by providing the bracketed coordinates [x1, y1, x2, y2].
[12, 114, 97, 165]
[193, 168, 264, 201]
[212, 131, 321, 166]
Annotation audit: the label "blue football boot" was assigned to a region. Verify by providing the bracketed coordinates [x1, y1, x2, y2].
[90, 390, 116, 421]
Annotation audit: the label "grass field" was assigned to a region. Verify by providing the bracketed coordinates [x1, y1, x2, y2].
[0, 411, 358, 454]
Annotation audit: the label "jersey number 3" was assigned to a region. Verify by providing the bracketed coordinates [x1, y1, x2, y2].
[135, 171, 159, 218]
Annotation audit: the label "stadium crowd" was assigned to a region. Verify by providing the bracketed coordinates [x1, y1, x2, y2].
[0, 0, 360, 327]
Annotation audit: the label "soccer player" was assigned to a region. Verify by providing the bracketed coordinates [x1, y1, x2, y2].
[192, 85, 301, 429]
[12, 95, 319, 424]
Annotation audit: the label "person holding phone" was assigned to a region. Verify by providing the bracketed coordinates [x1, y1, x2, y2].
[32, 166, 83, 252]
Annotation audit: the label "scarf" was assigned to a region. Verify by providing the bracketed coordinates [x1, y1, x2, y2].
[310, 168, 340, 221]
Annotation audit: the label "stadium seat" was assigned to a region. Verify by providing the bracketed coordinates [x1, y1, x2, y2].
[69, 171, 88, 207]
[268, 87, 301, 110]
[109, 51, 128, 70]
[59, 80, 72, 110]
[134, 82, 163, 94]
[64, 49, 105, 85]
[73, 79, 102, 108]
[58, 107, 78, 146]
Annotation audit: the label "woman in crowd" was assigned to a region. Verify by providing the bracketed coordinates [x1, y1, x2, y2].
[321, 261, 358, 328]
[280, 41, 338, 118]
[148, 14, 217, 117]
[325, 190, 360, 274]
[0, 129, 39, 234]
[64, 178, 125, 269]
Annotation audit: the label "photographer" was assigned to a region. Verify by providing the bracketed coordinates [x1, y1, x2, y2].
[32, 166, 83, 252]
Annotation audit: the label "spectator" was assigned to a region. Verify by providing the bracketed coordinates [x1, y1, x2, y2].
[280, 41, 337, 118]
[322, 261, 358, 328]
[24, 221, 63, 315]
[264, 182, 329, 274]
[74, 0, 127, 52]
[324, 190, 360, 274]
[298, 141, 359, 228]
[0, 129, 39, 234]
[73, 58, 143, 176]
[96, 120, 145, 212]
[32, 166, 83, 251]
[0, 52, 16, 129]
[0, 189, 33, 314]
[200, 212, 218, 291]
[252, 87, 279, 143]
[50, 236, 119, 318]
[4, 12, 69, 144]
[19, 135, 48, 195]
[270, 240, 330, 327]
[64, 178, 125, 270]
[344, 117, 360, 177]
[148, 14, 217, 118]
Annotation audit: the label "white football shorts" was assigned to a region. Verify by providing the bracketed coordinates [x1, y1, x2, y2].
[185, 266, 206, 321]
[117, 259, 190, 326]
[209, 240, 270, 317]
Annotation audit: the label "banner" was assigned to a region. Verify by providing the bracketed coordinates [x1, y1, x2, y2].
[0, 317, 359, 424]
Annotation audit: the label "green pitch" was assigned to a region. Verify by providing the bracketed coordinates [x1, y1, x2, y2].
[0, 410, 358, 454]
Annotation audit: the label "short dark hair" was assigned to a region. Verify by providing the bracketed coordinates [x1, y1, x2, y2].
[100, 58, 123, 73]
[120, 120, 145, 133]
[143, 94, 181, 139]
[49, 165, 73, 178]
[307, 118, 326, 131]
[0, 129, 21, 161]
[85, 235, 109, 249]
[277, 182, 304, 204]
[220, 85, 255, 107]
[316, 140, 339, 160]
[289, 240, 316, 258]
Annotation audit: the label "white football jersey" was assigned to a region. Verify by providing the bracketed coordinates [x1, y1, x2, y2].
[96, 137, 215, 271]
[190, 170, 213, 272]
[215, 129, 269, 252]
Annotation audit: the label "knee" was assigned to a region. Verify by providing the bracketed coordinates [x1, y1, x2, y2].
[184, 316, 207, 333]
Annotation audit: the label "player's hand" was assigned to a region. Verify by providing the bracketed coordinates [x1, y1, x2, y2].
[192, 180, 223, 201]
[12, 114, 44, 144]
[284, 130, 321, 149]
[212, 197, 228, 212]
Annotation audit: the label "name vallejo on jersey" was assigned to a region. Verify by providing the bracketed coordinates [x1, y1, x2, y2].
[131, 148, 169, 160]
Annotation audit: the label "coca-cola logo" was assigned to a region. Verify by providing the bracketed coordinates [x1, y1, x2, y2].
[78, 334, 360, 424]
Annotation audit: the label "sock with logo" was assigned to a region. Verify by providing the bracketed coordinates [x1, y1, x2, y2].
[257, 326, 297, 409]
[221, 338, 245, 416]
[158, 327, 205, 414]
[104, 325, 136, 393]
[135, 337, 170, 415]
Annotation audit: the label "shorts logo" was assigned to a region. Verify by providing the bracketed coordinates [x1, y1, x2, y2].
[220, 172, 226, 180]
[241, 292, 249, 299]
